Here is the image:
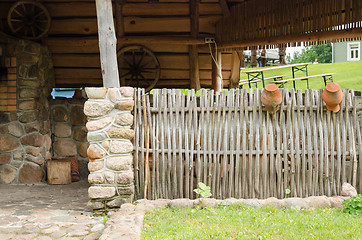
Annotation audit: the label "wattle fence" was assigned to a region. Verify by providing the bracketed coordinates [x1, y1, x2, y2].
[133, 88, 362, 200]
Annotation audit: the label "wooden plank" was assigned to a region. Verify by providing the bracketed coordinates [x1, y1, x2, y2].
[298, 90, 306, 197]
[189, 91, 197, 198]
[175, 90, 182, 198]
[189, 0, 200, 90]
[159, 89, 166, 198]
[242, 89, 248, 198]
[122, 3, 222, 16]
[287, 90, 295, 196]
[335, 98, 342, 194]
[225, 90, 234, 198]
[211, 91, 219, 195]
[305, 90, 313, 195]
[179, 92, 186, 198]
[165, 90, 172, 198]
[95, 0, 120, 87]
[200, 89, 207, 186]
[341, 90, 347, 184]
[142, 94, 150, 199]
[52, 54, 232, 71]
[309, 90, 320, 195]
[139, 89, 145, 197]
[115, 0, 125, 38]
[169, 90, 177, 198]
[184, 91, 191, 198]
[293, 90, 301, 197]
[151, 92, 157, 199]
[206, 90, 214, 188]
[249, 89, 256, 198]
[234, 90, 241, 198]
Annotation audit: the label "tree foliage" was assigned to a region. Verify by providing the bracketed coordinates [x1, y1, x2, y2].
[287, 44, 332, 64]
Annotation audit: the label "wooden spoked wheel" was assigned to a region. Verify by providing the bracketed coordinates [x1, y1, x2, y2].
[117, 45, 160, 92]
[7, 0, 51, 40]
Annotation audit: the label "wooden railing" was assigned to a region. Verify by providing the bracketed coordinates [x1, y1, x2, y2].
[133, 88, 362, 200]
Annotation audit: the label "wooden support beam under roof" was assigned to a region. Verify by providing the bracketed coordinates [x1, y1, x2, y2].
[95, 0, 120, 88]
[189, 0, 200, 90]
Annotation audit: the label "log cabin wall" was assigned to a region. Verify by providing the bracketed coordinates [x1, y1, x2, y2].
[0, 0, 245, 89]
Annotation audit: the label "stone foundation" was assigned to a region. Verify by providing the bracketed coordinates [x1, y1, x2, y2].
[50, 98, 89, 179]
[0, 34, 54, 184]
[84, 87, 135, 211]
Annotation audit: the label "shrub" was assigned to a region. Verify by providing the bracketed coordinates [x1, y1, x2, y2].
[342, 194, 362, 215]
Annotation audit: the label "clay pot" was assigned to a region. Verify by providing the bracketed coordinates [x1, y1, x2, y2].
[261, 83, 282, 113]
[322, 82, 343, 113]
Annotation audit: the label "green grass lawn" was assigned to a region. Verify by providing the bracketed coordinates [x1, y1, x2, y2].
[240, 61, 362, 90]
[142, 205, 362, 240]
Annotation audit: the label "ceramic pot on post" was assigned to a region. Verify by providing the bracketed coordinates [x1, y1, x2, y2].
[322, 82, 343, 113]
[261, 83, 282, 113]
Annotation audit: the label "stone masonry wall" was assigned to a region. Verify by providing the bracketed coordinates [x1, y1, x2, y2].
[84, 87, 135, 211]
[50, 98, 89, 179]
[0, 35, 54, 184]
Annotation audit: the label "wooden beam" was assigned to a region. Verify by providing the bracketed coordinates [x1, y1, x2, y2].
[219, 0, 230, 17]
[115, 0, 125, 38]
[218, 28, 362, 49]
[119, 36, 205, 45]
[211, 46, 222, 92]
[190, 0, 200, 90]
[95, 0, 120, 88]
[229, 51, 240, 89]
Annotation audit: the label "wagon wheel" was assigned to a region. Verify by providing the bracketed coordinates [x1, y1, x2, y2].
[117, 45, 160, 92]
[7, 0, 51, 40]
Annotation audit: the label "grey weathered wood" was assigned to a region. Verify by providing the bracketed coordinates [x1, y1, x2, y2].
[179, 93, 186, 198]
[133, 88, 360, 200]
[95, 0, 120, 87]
[297, 90, 306, 197]
[250, 89, 256, 198]
[305, 90, 313, 195]
[228, 89, 236, 197]
[133, 89, 139, 199]
[234, 90, 241, 198]
[139, 89, 145, 197]
[242, 89, 248, 198]
[351, 92, 358, 187]
[160, 89, 167, 198]
[190, 91, 197, 198]
[207, 90, 214, 188]
[341, 90, 347, 184]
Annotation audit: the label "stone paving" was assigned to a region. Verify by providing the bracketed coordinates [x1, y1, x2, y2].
[0, 181, 105, 240]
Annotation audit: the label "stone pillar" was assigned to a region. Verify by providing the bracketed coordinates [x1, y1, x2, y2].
[84, 87, 135, 211]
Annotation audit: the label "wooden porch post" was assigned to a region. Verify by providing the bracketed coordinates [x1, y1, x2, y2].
[189, 0, 200, 90]
[95, 0, 120, 87]
[211, 47, 222, 92]
[229, 51, 241, 88]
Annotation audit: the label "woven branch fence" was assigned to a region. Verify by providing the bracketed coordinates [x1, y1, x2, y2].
[133, 88, 362, 200]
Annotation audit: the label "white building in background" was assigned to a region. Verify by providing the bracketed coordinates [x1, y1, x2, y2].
[332, 41, 361, 63]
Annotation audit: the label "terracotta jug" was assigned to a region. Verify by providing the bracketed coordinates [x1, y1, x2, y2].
[261, 83, 282, 113]
[322, 82, 343, 113]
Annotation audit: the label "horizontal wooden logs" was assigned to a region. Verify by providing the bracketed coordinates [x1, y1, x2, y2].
[52, 53, 232, 70]
[54, 68, 231, 80]
[47, 16, 220, 35]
